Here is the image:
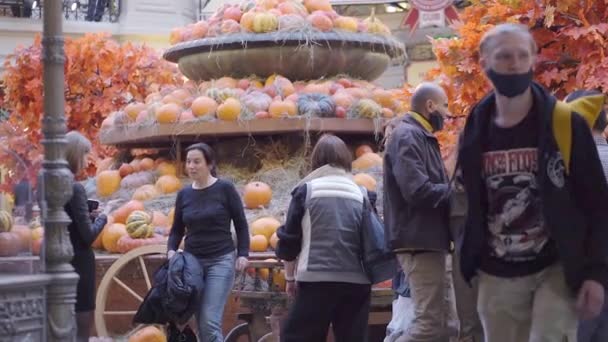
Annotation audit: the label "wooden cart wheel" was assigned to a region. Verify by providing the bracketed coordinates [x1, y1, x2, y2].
[94, 244, 167, 337]
[225, 322, 251, 342]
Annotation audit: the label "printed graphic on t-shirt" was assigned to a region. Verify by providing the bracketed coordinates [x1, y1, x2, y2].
[482, 147, 548, 262]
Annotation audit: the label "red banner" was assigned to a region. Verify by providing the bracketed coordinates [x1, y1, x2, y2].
[401, 0, 460, 33]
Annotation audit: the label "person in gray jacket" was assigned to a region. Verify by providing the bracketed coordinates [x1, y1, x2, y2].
[384, 82, 452, 342]
[276, 134, 372, 342]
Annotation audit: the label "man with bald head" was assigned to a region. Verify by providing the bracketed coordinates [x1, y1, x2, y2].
[456, 23, 608, 341]
[383, 81, 452, 341]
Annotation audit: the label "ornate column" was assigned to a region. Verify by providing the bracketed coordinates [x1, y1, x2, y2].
[41, 0, 78, 341]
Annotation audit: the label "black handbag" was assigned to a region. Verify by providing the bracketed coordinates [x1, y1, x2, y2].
[167, 322, 197, 342]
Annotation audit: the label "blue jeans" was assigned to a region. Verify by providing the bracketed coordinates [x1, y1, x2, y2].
[196, 251, 236, 341]
[579, 300, 608, 342]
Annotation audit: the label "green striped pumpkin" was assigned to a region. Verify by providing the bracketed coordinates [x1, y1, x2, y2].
[126, 211, 153, 239]
[0, 210, 13, 233]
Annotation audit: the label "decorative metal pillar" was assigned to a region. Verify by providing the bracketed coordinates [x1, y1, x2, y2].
[41, 0, 78, 341]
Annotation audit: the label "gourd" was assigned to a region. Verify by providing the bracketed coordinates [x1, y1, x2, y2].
[297, 93, 336, 118]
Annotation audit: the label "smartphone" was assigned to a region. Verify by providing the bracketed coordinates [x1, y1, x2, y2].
[87, 199, 100, 213]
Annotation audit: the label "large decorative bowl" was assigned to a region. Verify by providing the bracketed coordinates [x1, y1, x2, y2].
[163, 31, 406, 81]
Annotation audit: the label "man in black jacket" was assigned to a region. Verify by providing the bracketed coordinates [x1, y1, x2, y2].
[384, 82, 452, 341]
[457, 23, 608, 341]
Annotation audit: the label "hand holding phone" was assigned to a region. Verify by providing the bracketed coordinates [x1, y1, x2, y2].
[87, 199, 100, 213]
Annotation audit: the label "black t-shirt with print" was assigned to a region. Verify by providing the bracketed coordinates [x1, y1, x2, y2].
[480, 108, 557, 277]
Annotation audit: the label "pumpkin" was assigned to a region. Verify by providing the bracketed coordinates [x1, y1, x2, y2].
[101, 223, 128, 252]
[156, 103, 181, 124]
[97, 170, 122, 197]
[221, 19, 241, 34]
[332, 90, 355, 109]
[243, 181, 272, 209]
[217, 98, 242, 121]
[132, 184, 159, 202]
[151, 211, 169, 228]
[206, 87, 238, 104]
[128, 325, 167, 342]
[31, 226, 44, 240]
[258, 0, 278, 10]
[130, 159, 141, 172]
[250, 234, 269, 252]
[126, 211, 154, 239]
[273, 269, 286, 290]
[250, 217, 281, 240]
[124, 102, 146, 121]
[118, 163, 135, 178]
[113, 200, 145, 224]
[272, 76, 296, 97]
[349, 99, 382, 119]
[382, 108, 395, 118]
[352, 152, 383, 170]
[191, 96, 218, 117]
[120, 171, 156, 189]
[334, 16, 358, 32]
[269, 100, 297, 118]
[372, 89, 394, 108]
[31, 237, 43, 256]
[171, 89, 191, 102]
[307, 12, 333, 31]
[117, 234, 166, 254]
[363, 10, 391, 35]
[223, 6, 243, 21]
[191, 21, 209, 39]
[355, 144, 373, 158]
[241, 91, 272, 114]
[304, 0, 332, 12]
[139, 158, 155, 171]
[157, 162, 178, 176]
[0, 232, 21, 256]
[0, 210, 13, 232]
[240, 11, 256, 31]
[297, 93, 336, 118]
[353, 173, 377, 191]
[302, 83, 330, 95]
[253, 12, 279, 33]
[269, 232, 279, 250]
[155, 175, 182, 194]
[10, 225, 31, 252]
[179, 109, 195, 122]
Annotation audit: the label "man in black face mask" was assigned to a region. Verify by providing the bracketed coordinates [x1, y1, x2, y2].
[456, 23, 608, 342]
[383, 82, 453, 342]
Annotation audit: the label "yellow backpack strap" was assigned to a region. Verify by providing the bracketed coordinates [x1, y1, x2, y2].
[552, 100, 572, 174]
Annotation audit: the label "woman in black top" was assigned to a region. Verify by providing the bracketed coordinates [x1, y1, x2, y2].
[64, 131, 114, 341]
[167, 142, 250, 341]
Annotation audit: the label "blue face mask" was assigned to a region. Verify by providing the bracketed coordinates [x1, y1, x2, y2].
[485, 68, 533, 98]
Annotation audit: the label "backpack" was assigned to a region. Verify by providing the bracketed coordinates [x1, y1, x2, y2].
[552, 94, 605, 175]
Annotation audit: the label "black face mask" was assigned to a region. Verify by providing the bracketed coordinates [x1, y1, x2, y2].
[429, 111, 444, 132]
[485, 68, 533, 98]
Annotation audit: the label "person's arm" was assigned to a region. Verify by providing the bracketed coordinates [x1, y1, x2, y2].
[67, 184, 107, 246]
[226, 182, 250, 257]
[275, 185, 307, 262]
[167, 190, 185, 254]
[390, 129, 450, 208]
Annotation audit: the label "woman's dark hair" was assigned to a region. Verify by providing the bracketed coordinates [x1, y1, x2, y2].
[185, 142, 218, 177]
[565, 89, 607, 132]
[311, 134, 353, 172]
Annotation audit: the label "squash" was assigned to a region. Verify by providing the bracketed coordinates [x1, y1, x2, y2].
[112, 200, 145, 224]
[253, 12, 279, 33]
[297, 93, 336, 118]
[125, 102, 146, 121]
[118, 163, 135, 178]
[334, 16, 358, 32]
[352, 152, 383, 170]
[156, 175, 182, 194]
[250, 234, 269, 252]
[126, 211, 154, 239]
[191, 21, 209, 39]
[372, 89, 394, 108]
[151, 211, 170, 228]
[101, 223, 128, 253]
[97, 170, 122, 197]
[251, 217, 281, 240]
[278, 14, 307, 30]
[269, 232, 279, 250]
[0, 210, 13, 232]
[221, 19, 241, 34]
[240, 11, 256, 32]
[128, 325, 167, 342]
[269, 100, 297, 118]
[191, 96, 218, 117]
[223, 6, 243, 22]
[157, 162, 178, 177]
[304, 0, 332, 12]
[179, 109, 195, 122]
[241, 91, 272, 114]
[155, 103, 181, 124]
[217, 98, 242, 121]
[243, 181, 272, 209]
[307, 11, 333, 31]
[363, 10, 391, 35]
[205, 87, 237, 103]
[272, 76, 296, 98]
[332, 90, 355, 109]
[11, 225, 32, 252]
[355, 144, 373, 158]
[117, 234, 166, 254]
[31, 237, 43, 256]
[139, 158, 155, 171]
[120, 171, 156, 190]
[349, 99, 382, 118]
[353, 173, 377, 191]
[132, 184, 159, 202]
[0, 232, 21, 256]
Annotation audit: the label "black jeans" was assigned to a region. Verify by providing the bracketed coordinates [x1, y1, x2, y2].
[281, 282, 371, 342]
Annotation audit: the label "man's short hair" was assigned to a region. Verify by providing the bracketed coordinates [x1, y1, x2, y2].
[565, 89, 607, 132]
[479, 23, 538, 56]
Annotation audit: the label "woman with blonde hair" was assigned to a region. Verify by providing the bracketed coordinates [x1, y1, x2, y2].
[64, 131, 114, 341]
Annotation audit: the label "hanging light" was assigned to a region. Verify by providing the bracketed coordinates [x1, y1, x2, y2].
[70, 1, 81, 11]
[31, 1, 38, 9]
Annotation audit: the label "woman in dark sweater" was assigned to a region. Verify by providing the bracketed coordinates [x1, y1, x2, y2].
[167, 142, 250, 341]
[64, 131, 113, 341]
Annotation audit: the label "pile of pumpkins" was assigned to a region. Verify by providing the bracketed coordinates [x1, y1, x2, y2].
[100, 74, 404, 129]
[0, 211, 44, 257]
[169, 0, 391, 45]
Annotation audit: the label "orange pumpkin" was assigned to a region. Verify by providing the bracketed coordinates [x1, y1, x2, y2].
[151, 211, 169, 228]
[130, 159, 142, 172]
[119, 163, 135, 178]
[334, 16, 358, 32]
[352, 152, 383, 170]
[113, 200, 145, 224]
[31, 237, 43, 256]
[0, 210, 13, 232]
[128, 325, 167, 342]
[156, 103, 181, 124]
[243, 181, 272, 209]
[132, 184, 159, 202]
[382, 108, 395, 118]
[11, 225, 32, 252]
[250, 217, 281, 240]
[353, 173, 377, 192]
[157, 162, 178, 176]
[250, 234, 269, 252]
[240, 11, 256, 32]
[355, 144, 373, 158]
[102, 223, 128, 253]
[125, 102, 146, 121]
[31, 226, 44, 241]
[217, 98, 241, 121]
[372, 89, 394, 108]
[97, 170, 122, 197]
[191, 21, 209, 39]
[215, 77, 238, 89]
[268, 100, 297, 118]
[332, 91, 355, 109]
[307, 11, 333, 31]
[156, 175, 182, 194]
[191, 96, 218, 117]
[269, 232, 279, 250]
[139, 157, 155, 171]
[304, 0, 332, 12]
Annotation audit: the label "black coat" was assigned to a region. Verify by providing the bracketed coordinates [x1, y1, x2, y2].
[134, 251, 204, 325]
